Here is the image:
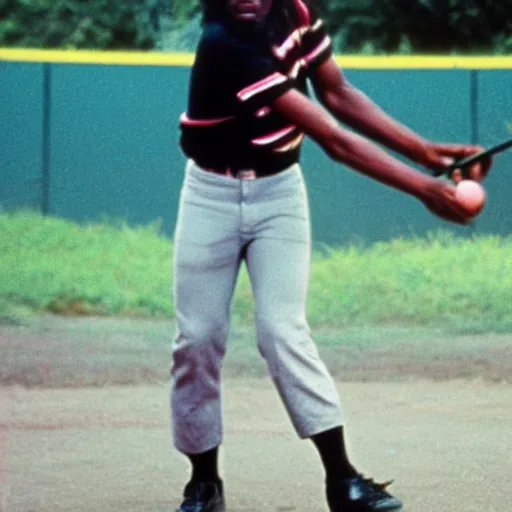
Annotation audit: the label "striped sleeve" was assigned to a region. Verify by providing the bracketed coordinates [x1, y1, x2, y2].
[236, 71, 292, 111]
[232, 51, 294, 113]
[299, 10, 333, 69]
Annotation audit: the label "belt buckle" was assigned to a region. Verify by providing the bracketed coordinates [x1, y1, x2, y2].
[236, 169, 257, 180]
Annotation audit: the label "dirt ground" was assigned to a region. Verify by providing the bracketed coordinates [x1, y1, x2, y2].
[0, 317, 511, 512]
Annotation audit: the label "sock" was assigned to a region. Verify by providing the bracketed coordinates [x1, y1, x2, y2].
[186, 447, 220, 483]
[311, 427, 358, 481]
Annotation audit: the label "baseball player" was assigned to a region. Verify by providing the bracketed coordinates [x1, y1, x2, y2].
[170, 1, 490, 511]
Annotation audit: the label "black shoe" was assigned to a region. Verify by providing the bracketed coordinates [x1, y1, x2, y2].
[326, 474, 403, 511]
[176, 480, 225, 512]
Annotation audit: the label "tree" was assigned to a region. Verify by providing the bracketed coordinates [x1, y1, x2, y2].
[1, 0, 511, 54]
[0, 0, 160, 49]
[314, 0, 512, 54]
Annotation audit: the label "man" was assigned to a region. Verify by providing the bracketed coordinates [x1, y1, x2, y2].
[170, 1, 489, 511]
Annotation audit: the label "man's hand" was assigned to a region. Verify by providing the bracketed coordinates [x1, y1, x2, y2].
[420, 179, 473, 225]
[421, 142, 492, 183]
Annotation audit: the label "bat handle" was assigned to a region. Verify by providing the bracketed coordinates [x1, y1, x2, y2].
[434, 139, 512, 178]
[434, 154, 484, 178]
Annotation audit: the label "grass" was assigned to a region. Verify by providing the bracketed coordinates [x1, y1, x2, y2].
[307, 232, 512, 331]
[1, 210, 512, 332]
[0, 211, 173, 317]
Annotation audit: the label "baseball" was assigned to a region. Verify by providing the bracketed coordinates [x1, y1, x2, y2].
[455, 180, 486, 217]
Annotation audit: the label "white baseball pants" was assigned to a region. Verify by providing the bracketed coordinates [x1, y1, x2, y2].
[170, 160, 344, 454]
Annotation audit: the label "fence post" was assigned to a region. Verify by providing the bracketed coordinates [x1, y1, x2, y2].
[470, 69, 479, 145]
[41, 63, 52, 215]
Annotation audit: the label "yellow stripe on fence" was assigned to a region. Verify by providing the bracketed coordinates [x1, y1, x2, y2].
[0, 48, 196, 66]
[334, 55, 512, 69]
[1, 48, 512, 69]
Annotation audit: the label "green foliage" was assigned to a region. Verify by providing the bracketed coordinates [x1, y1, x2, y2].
[307, 231, 512, 329]
[0, 211, 173, 316]
[2, 211, 512, 332]
[171, 0, 201, 28]
[163, 0, 512, 55]
[315, 0, 512, 54]
[2, 0, 511, 53]
[0, 0, 160, 49]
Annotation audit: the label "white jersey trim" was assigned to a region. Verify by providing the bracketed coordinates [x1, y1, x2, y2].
[251, 125, 297, 146]
[237, 73, 288, 102]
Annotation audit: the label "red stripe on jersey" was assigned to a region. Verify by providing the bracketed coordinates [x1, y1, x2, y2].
[180, 113, 235, 126]
[293, 0, 311, 25]
[237, 72, 288, 102]
[273, 27, 306, 60]
[287, 59, 306, 79]
[255, 106, 272, 117]
[274, 134, 305, 153]
[251, 125, 297, 146]
[304, 35, 331, 64]
[310, 19, 323, 33]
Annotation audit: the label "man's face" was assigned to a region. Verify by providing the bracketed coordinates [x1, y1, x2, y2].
[227, 0, 273, 22]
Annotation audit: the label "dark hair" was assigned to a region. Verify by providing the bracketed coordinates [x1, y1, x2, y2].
[201, 0, 300, 26]
[200, 0, 225, 22]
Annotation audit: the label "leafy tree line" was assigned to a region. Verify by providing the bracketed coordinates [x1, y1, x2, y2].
[1, 0, 511, 54]
[314, 0, 512, 54]
[0, 0, 162, 49]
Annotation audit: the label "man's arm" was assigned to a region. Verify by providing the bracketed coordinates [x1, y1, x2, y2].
[309, 58, 431, 162]
[308, 57, 488, 177]
[271, 88, 469, 224]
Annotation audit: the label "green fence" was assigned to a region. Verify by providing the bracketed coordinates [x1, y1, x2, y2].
[1, 50, 511, 245]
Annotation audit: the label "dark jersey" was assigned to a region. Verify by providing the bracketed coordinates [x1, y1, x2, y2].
[179, 0, 333, 171]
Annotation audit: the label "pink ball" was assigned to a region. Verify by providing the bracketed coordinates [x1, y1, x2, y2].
[455, 180, 486, 216]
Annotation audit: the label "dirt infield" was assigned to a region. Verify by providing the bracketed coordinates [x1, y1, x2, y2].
[1, 315, 511, 387]
[1, 380, 511, 512]
[0, 316, 511, 512]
